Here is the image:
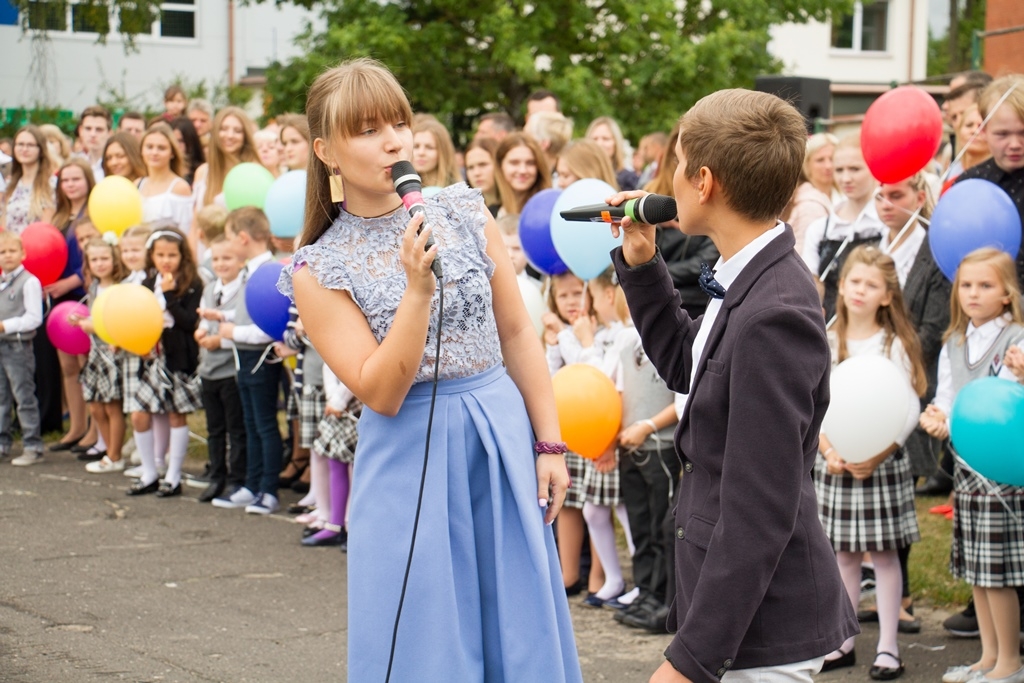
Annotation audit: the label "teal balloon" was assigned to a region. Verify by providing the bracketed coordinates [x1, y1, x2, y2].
[550, 178, 622, 280]
[223, 162, 276, 210]
[950, 377, 1024, 486]
[264, 170, 306, 238]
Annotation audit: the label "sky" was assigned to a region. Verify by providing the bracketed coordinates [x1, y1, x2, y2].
[928, 0, 951, 37]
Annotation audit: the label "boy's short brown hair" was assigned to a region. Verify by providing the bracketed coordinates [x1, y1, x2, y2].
[226, 207, 271, 243]
[677, 89, 806, 223]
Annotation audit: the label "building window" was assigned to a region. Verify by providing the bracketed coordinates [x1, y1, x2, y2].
[160, 1, 195, 38]
[26, 0, 67, 31]
[831, 1, 888, 52]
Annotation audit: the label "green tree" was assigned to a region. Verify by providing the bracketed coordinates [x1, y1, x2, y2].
[927, 0, 986, 77]
[264, 0, 853, 143]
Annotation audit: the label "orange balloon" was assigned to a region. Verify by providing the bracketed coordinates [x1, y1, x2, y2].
[103, 284, 165, 356]
[551, 364, 622, 459]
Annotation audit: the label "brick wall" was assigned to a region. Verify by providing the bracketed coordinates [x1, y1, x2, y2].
[984, 0, 1024, 76]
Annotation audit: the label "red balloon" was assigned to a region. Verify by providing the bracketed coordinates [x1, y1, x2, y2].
[861, 86, 943, 184]
[20, 222, 68, 287]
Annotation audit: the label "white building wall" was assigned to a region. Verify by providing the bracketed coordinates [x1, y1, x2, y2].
[0, 2, 319, 114]
[769, 0, 929, 84]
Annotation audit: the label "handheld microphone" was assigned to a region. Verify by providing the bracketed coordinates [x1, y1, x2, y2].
[391, 160, 442, 279]
[559, 193, 677, 225]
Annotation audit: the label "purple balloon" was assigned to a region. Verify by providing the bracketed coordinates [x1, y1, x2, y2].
[245, 262, 291, 341]
[519, 189, 568, 275]
[930, 179, 1023, 281]
[46, 301, 91, 355]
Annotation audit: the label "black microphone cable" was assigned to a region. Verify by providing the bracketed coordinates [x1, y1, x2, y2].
[384, 271, 443, 683]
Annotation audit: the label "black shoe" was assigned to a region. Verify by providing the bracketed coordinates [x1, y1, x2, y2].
[76, 449, 105, 462]
[71, 442, 98, 454]
[820, 648, 856, 672]
[869, 653, 904, 680]
[155, 481, 182, 498]
[944, 600, 980, 637]
[301, 529, 346, 547]
[291, 480, 310, 495]
[127, 479, 159, 496]
[614, 594, 670, 633]
[287, 503, 314, 515]
[564, 579, 585, 597]
[49, 434, 85, 452]
[198, 481, 225, 503]
[915, 474, 952, 496]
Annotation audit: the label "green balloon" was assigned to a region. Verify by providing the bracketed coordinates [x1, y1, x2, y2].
[223, 162, 276, 210]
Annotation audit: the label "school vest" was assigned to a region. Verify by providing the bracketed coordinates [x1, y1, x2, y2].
[303, 345, 325, 388]
[947, 323, 1024, 389]
[619, 337, 676, 448]
[0, 269, 37, 341]
[197, 281, 240, 380]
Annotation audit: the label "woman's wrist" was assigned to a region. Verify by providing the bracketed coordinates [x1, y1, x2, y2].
[534, 441, 567, 455]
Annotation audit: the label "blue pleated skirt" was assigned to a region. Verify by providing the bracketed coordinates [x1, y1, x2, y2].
[347, 364, 582, 682]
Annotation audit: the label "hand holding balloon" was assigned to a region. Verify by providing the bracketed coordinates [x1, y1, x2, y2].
[541, 311, 564, 346]
[1004, 346, 1024, 381]
[919, 405, 949, 440]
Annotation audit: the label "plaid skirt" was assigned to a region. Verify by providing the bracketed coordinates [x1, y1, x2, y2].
[582, 456, 621, 508]
[563, 452, 587, 510]
[814, 449, 920, 552]
[285, 387, 300, 422]
[950, 461, 1024, 587]
[312, 401, 362, 464]
[122, 354, 203, 415]
[298, 385, 326, 449]
[81, 340, 122, 403]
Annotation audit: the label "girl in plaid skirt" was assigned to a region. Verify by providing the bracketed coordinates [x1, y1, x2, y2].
[921, 248, 1024, 683]
[125, 228, 203, 498]
[816, 247, 927, 679]
[301, 362, 359, 548]
[74, 238, 129, 474]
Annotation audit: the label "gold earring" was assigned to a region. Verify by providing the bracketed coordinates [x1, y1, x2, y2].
[329, 169, 345, 203]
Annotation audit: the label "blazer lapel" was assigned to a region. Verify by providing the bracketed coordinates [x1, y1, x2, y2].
[679, 227, 798, 430]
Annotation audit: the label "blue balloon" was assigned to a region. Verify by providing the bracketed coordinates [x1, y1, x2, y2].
[245, 262, 291, 341]
[950, 377, 1024, 486]
[930, 179, 1022, 281]
[519, 188, 567, 275]
[263, 170, 307, 239]
[550, 179, 623, 280]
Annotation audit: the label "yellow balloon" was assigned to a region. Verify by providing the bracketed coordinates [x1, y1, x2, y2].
[90, 288, 116, 346]
[104, 284, 164, 356]
[87, 176, 144, 236]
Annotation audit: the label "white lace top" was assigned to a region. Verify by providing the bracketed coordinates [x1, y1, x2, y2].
[140, 177, 193, 234]
[278, 184, 501, 383]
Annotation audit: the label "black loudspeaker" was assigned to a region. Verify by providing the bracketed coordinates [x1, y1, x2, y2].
[754, 76, 831, 133]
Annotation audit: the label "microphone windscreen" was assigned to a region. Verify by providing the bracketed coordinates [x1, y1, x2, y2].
[637, 194, 678, 225]
[391, 160, 421, 194]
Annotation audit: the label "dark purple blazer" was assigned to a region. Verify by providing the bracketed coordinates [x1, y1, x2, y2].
[613, 226, 858, 683]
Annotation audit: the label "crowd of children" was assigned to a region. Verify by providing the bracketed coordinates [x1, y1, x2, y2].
[0, 68, 1023, 681]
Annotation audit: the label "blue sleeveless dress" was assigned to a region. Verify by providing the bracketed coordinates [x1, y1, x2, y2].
[279, 184, 582, 682]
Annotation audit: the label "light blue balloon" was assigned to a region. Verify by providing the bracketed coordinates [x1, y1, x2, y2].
[263, 170, 307, 239]
[549, 178, 622, 280]
[423, 185, 444, 198]
[950, 376, 1024, 486]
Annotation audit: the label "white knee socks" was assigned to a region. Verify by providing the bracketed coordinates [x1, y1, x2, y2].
[583, 502, 626, 600]
[163, 426, 191, 487]
[135, 429, 157, 486]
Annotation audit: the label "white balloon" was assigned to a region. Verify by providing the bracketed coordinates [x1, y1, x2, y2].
[517, 277, 547, 337]
[821, 355, 912, 464]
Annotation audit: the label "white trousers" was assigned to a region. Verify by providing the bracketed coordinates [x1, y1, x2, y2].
[722, 657, 826, 683]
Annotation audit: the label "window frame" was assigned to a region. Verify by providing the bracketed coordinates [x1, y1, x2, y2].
[21, 0, 198, 43]
[830, 0, 890, 55]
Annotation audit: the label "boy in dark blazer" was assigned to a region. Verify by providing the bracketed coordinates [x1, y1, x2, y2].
[608, 89, 859, 683]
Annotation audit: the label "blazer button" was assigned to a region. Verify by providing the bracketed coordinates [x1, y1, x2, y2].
[717, 668, 726, 677]
[724, 659, 733, 669]
[676, 527, 685, 539]
[684, 462, 693, 473]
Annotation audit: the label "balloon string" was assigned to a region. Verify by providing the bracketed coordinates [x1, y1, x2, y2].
[939, 81, 1020, 185]
[951, 451, 1023, 527]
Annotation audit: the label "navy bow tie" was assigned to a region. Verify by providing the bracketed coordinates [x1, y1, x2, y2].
[699, 262, 726, 300]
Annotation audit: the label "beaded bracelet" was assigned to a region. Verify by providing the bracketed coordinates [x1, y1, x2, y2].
[534, 441, 568, 455]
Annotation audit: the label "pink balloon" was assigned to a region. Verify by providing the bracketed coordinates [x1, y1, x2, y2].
[46, 301, 91, 355]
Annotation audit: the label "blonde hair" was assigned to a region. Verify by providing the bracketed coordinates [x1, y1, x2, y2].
[835, 246, 927, 396]
[591, 266, 628, 324]
[4, 126, 56, 220]
[494, 133, 552, 215]
[52, 158, 97, 230]
[39, 123, 71, 167]
[83, 237, 128, 284]
[558, 140, 619, 189]
[205, 107, 259, 206]
[300, 58, 414, 248]
[979, 74, 1024, 125]
[525, 112, 573, 158]
[413, 118, 460, 187]
[802, 132, 839, 183]
[586, 116, 628, 171]
[121, 224, 153, 242]
[0, 231, 23, 249]
[945, 248, 1024, 344]
[496, 214, 519, 237]
[140, 122, 186, 178]
[546, 270, 584, 325]
[195, 204, 229, 242]
[677, 90, 807, 222]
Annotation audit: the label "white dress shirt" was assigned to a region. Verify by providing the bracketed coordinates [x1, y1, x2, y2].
[228, 250, 275, 346]
[879, 224, 927, 288]
[0, 266, 43, 334]
[685, 223, 785, 413]
[932, 314, 1022, 416]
